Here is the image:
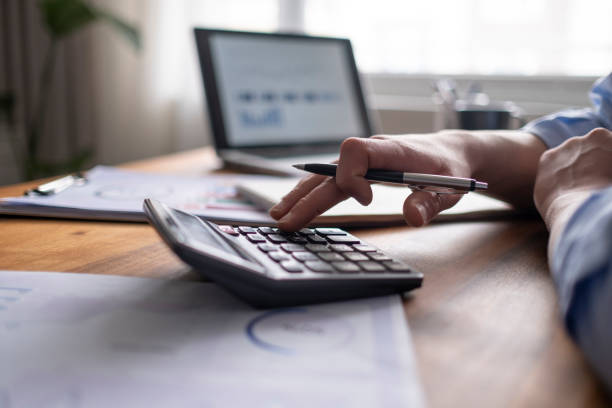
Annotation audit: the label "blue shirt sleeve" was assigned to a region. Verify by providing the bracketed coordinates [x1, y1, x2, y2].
[552, 186, 612, 391]
[523, 73, 612, 148]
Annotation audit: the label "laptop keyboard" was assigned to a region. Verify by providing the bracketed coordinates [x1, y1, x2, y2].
[218, 225, 413, 275]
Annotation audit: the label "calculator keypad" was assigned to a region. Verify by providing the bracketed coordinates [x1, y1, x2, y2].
[219, 225, 414, 276]
[292, 252, 319, 262]
[343, 252, 369, 262]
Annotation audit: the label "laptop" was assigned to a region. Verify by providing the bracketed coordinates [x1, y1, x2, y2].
[194, 28, 374, 176]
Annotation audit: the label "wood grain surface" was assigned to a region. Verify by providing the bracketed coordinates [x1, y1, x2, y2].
[0, 147, 609, 407]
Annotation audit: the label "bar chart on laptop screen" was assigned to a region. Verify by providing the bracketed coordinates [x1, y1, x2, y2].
[210, 35, 364, 146]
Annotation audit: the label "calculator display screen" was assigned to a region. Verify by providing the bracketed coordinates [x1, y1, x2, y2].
[172, 210, 242, 258]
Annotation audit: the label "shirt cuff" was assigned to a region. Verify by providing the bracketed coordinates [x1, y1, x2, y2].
[552, 186, 612, 331]
[522, 108, 604, 149]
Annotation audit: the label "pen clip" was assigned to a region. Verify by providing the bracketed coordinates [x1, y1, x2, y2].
[24, 172, 88, 196]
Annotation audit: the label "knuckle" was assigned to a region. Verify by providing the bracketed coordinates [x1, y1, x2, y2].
[538, 150, 552, 165]
[586, 127, 612, 142]
[339, 137, 364, 156]
[539, 142, 563, 166]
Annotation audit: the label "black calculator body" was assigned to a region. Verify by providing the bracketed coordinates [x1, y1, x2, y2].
[144, 199, 423, 308]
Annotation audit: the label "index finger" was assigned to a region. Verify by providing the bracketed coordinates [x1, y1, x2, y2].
[276, 178, 349, 231]
[269, 174, 328, 220]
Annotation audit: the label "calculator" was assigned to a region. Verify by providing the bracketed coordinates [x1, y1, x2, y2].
[144, 199, 423, 307]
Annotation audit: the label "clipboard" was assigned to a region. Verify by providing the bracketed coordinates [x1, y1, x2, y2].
[0, 166, 276, 225]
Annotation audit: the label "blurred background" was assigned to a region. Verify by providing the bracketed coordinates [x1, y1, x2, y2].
[1, 0, 611, 184]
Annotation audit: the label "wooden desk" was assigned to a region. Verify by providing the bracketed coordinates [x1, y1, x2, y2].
[0, 147, 608, 407]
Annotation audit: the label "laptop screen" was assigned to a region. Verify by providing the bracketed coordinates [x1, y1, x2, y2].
[196, 29, 372, 149]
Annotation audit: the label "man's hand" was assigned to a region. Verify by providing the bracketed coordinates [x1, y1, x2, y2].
[534, 127, 612, 255]
[271, 130, 546, 232]
[270, 133, 474, 231]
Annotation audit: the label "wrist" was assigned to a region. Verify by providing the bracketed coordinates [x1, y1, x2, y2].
[543, 190, 594, 257]
[452, 130, 546, 209]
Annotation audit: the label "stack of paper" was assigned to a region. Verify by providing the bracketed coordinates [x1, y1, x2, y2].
[0, 271, 425, 407]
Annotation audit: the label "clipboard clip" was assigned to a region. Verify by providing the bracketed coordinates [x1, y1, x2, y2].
[24, 172, 88, 196]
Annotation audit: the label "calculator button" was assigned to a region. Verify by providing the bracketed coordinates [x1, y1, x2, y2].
[299, 228, 315, 235]
[246, 233, 267, 243]
[331, 261, 361, 273]
[268, 252, 291, 262]
[280, 260, 304, 273]
[304, 244, 331, 252]
[329, 244, 353, 252]
[307, 234, 328, 244]
[317, 252, 345, 262]
[353, 244, 377, 252]
[368, 252, 392, 261]
[315, 228, 346, 235]
[305, 261, 335, 273]
[280, 243, 306, 252]
[267, 234, 289, 243]
[218, 225, 239, 236]
[288, 236, 309, 244]
[238, 226, 256, 234]
[292, 252, 319, 262]
[358, 261, 386, 272]
[257, 243, 278, 252]
[257, 227, 276, 235]
[343, 252, 369, 261]
[326, 235, 361, 244]
[383, 261, 412, 272]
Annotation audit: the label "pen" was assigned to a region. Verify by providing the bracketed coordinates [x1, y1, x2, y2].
[24, 172, 87, 196]
[292, 163, 488, 193]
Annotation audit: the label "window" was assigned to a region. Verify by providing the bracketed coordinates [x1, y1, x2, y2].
[301, 0, 612, 76]
[188, 0, 279, 32]
[176, 0, 611, 76]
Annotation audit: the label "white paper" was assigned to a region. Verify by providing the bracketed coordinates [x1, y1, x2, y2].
[0, 166, 275, 224]
[238, 178, 513, 221]
[0, 271, 425, 408]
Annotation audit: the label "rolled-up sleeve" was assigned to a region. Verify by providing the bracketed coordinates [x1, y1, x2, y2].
[552, 186, 612, 391]
[523, 73, 612, 148]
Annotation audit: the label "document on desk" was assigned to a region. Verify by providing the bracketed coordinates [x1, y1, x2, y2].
[0, 271, 425, 408]
[0, 166, 276, 225]
[238, 177, 514, 226]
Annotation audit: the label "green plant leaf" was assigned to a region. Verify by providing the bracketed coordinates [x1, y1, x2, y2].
[39, 0, 141, 50]
[39, 0, 97, 38]
[95, 9, 141, 50]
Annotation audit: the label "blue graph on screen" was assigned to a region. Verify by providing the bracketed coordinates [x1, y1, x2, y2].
[239, 108, 282, 128]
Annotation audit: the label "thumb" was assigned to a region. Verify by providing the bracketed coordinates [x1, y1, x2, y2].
[403, 191, 463, 226]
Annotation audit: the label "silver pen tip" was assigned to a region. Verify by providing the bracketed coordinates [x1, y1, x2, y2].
[475, 181, 488, 190]
[292, 164, 305, 170]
